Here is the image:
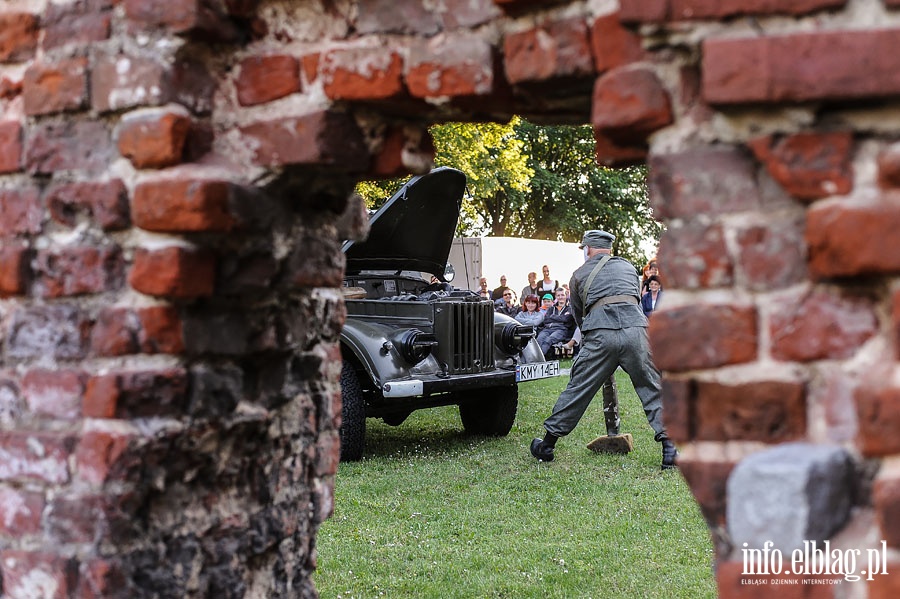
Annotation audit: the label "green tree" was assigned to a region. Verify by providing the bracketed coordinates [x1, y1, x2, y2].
[354, 119, 661, 266]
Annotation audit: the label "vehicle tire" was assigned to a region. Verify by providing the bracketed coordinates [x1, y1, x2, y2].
[340, 360, 366, 462]
[459, 385, 518, 436]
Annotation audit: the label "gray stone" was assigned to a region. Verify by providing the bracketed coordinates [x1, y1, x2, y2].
[726, 442, 853, 553]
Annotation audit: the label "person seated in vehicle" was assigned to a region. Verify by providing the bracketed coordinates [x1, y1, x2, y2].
[537, 288, 576, 358]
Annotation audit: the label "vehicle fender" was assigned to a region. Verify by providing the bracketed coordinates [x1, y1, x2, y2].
[340, 318, 413, 390]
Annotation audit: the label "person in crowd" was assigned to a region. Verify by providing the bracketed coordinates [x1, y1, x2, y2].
[640, 275, 663, 317]
[538, 265, 558, 295]
[478, 277, 491, 299]
[529, 230, 676, 470]
[495, 289, 520, 317]
[491, 275, 510, 300]
[521, 272, 539, 306]
[539, 293, 554, 314]
[641, 259, 660, 295]
[515, 294, 544, 327]
[536, 287, 576, 358]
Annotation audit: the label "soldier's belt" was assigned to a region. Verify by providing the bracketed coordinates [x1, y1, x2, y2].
[585, 294, 638, 314]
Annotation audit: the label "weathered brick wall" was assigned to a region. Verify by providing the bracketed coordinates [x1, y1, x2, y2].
[1, 0, 899, 597]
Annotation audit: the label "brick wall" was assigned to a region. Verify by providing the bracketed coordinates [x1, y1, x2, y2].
[1, 0, 898, 596]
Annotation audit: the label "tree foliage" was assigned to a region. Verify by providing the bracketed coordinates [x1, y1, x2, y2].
[354, 119, 661, 266]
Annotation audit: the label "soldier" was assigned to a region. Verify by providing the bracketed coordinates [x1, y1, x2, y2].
[529, 229, 678, 470]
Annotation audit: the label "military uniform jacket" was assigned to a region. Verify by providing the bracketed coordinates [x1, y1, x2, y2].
[568, 255, 648, 332]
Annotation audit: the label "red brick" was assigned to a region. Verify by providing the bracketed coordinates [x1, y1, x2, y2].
[677, 457, 735, 525]
[0, 550, 76, 599]
[735, 218, 807, 291]
[594, 130, 647, 167]
[877, 142, 900, 189]
[592, 67, 672, 144]
[661, 378, 692, 443]
[649, 303, 757, 371]
[138, 306, 184, 353]
[22, 58, 89, 116]
[0, 187, 42, 237]
[806, 196, 900, 278]
[0, 13, 38, 63]
[84, 369, 188, 419]
[0, 431, 73, 484]
[322, 48, 404, 100]
[503, 18, 594, 85]
[748, 132, 853, 202]
[90, 55, 169, 113]
[648, 146, 760, 219]
[619, 0, 668, 22]
[34, 245, 125, 298]
[622, 0, 846, 22]
[284, 235, 345, 288]
[809, 370, 857, 443]
[407, 34, 495, 98]
[236, 55, 300, 106]
[657, 222, 733, 289]
[133, 178, 237, 232]
[89, 306, 184, 356]
[45, 180, 130, 231]
[0, 486, 44, 535]
[316, 430, 340, 477]
[0, 120, 22, 173]
[21, 369, 86, 419]
[130, 246, 216, 298]
[895, 288, 900, 357]
[770, 289, 877, 362]
[116, 108, 192, 169]
[89, 308, 141, 356]
[873, 476, 900, 549]
[301, 53, 320, 84]
[239, 111, 369, 169]
[75, 430, 136, 485]
[25, 120, 115, 175]
[369, 125, 436, 178]
[124, 0, 241, 41]
[42, 0, 113, 51]
[703, 29, 900, 105]
[868, 558, 900, 599]
[590, 13, 644, 73]
[0, 246, 31, 297]
[78, 559, 128, 599]
[0, 77, 22, 99]
[694, 380, 806, 442]
[856, 384, 900, 456]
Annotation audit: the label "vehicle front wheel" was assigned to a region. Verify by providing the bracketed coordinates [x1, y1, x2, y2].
[458, 385, 518, 436]
[339, 360, 366, 461]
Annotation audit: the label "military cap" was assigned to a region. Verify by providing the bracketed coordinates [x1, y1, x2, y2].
[578, 229, 615, 249]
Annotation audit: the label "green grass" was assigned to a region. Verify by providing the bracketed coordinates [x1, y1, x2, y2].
[314, 365, 716, 599]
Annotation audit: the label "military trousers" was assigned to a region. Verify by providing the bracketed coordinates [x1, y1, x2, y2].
[543, 326, 665, 439]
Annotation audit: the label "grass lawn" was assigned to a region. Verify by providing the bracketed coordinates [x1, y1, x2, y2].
[314, 364, 717, 598]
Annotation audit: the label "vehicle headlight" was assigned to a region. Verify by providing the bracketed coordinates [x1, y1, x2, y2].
[392, 329, 438, 364]
[497, 323, 536, 355]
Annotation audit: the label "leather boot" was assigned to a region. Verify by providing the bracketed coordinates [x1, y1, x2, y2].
[530, 438, 555, 462]
[660, 437, 678, 470]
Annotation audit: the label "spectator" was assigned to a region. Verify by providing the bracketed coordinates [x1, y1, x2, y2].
[515, 294, 544, 327]
[539, 293, 554, 314]
[641, 275, 663, 317]
[538, 265, 558, 295]
[521, 272, 539, 306]
[491, 275, 510, 300]
[495, 289, 519, 317]
[641, 259, 660, 295]
[536, 287, 576, 357]
[478, 277, 491, 299]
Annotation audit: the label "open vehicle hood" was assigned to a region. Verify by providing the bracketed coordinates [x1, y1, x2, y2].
[343, 167, 466, 278]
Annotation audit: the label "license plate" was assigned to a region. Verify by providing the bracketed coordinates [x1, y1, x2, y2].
[516, 361, 560, 382]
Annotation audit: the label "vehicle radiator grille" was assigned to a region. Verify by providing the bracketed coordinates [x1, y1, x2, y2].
[434, 301, 495, 374]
